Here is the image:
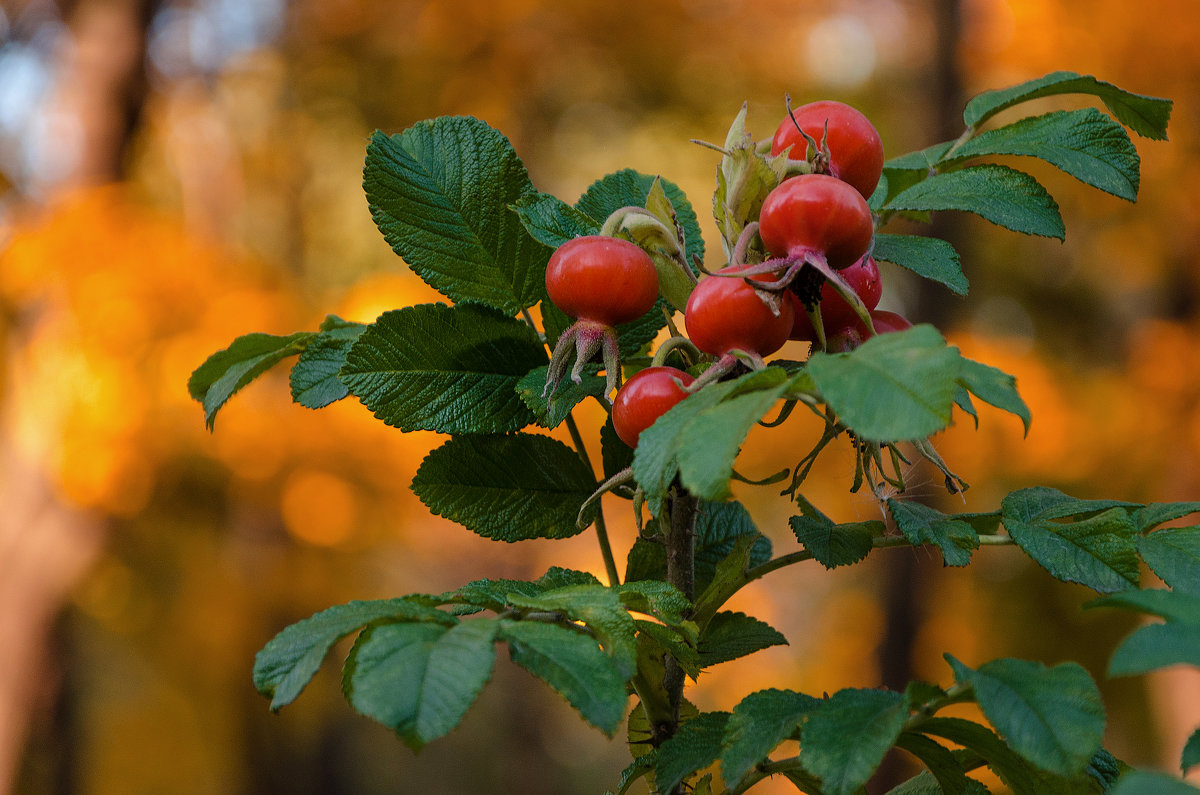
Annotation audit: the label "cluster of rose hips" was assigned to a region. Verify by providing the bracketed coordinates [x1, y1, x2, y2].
[544, 100, 912, 449]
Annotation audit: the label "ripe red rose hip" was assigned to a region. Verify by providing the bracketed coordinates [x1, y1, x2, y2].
[791, 255, 883, 341]
[612, 366, 695, 448]
[825, 309, 914, 352]
[684, 265, 794, 358]
[545, 235, 658, 326]
[758, 174, 874, 270]
[771, 99, 884, 199]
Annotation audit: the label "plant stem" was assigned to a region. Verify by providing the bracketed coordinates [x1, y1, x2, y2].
[656, 485, 698, 755]
[564, 414, 621, 587]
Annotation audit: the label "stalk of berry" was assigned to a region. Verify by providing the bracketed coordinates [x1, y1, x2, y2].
[543, 235, 659, 399]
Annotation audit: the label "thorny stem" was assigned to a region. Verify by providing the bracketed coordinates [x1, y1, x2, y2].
[653, 485, 698, 761]
[564, 414, 621, 587]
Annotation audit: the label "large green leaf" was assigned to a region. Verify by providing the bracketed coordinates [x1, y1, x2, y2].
[340, 303, 546, 434]
[800, 688, 909, 795]
[511, 192, 599, 249]
[962, 71, 1173, 140]
[507, 584, 639, 677]
[411, 433, 597, 541]
[253, 598, 454, 710]
[1138, 528, 1200, 593]
[445, 567, 602, 613]
[1108, 623, 1200, 677]
[500, 619, 628, 734]
[887, 499, 980, 567]
[575, 168, 705, 266]
[884, 164, 1065, 239]
[958, 356, 1032, 435]
[514, 365, 607, 430]
[697, 611, 787, 667]
[947, 655, 1105, 776]
[892, 733, 983, 795]
[289, 317, 367, 409]
[1133, 502, 1200, 533]
[948, 109, 1140, 201]
[720, 689, 819, 788]
[871, 233, 968, 296]
[1110, 770, 1200, 794]
[190, 331, 313, 429]
[343, 618, 498, 749]
[363, 118, 546, 313]
[789, 508, 880, 570]
[1002, 491, 1140, 593]
[806, 324, 962, 441]
[654, 711, 730, 794]
[919, 716, 1044, 793]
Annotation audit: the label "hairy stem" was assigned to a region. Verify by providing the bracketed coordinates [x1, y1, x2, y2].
[652, 485, 698, 760]
[564, 415, 621, 587]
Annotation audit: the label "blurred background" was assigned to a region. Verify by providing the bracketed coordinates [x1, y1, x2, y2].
[1, 0, 1198, 792]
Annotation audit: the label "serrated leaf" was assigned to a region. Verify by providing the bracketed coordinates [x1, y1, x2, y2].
[919, 716, 1045, 793]
[800, 688, 908, 795]
[893, 732, 983, 795]
[885, 142, 956, 173]
[789, 515, 879, 569]
[1003, 486, 1140, 522]
[872, 233, 969, 295]
[1183, 729, 1200, 774]
[806, 324, 962, 442]
[887, 499, 980, 567]
[962, 70, 1173, 141]
[1138, 528, 1200, 593]
[444, 568, 601, 613]
[948, 109, 1140, 201]
[500, 619, 628, 735]
[1110, 770, 1200, 794]
[601, 417, 635, 480]
[884, 164, 1065, 239]
[654, 711, 730, 794]
[885, 770, 990, 795]
[958, 356, 1032, 435]
[720, 689, 819, 787]
[253, 598, 454, 711]
[289, 319, 367, 409]
[515, 365, 607, 429]
[340, 303, 545, 434]
[1108, 623, 1200, 676]
[1087, 589, 1200, 629]
[508, 584, 638, 678]
[343, 618, 498, 749]
[575, 168, 705, 266]
[511, 192, 599, 249]
[634, 619, 701, 680]
[411, 433, 596, 542]
[1002, 498, 1140, 593]
[616, 751, 656, 794]
[946, 655, 1105, 776]
[190, 331, 313, 429]
[363, 120, 546, 313]
[1133, 502, 1200, 533]
[619, 580, 693, 631]
[698, 611, 787, 667]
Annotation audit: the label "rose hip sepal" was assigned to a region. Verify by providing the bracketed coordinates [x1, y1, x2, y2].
[790, 255, 882, 344]
[543, 235, 659, 400]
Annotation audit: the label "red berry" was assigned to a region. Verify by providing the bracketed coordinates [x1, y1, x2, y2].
[684, 265, 794, 358]
[545, 235, 658, 326]
[611, 366, 695, 447]
[758, 175, 874, 270]
[825, 309, 913, 352]
[791, 255, 882, 341]
[771, 100, 884, 199]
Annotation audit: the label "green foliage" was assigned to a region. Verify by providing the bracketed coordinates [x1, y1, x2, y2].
[654, 712, 730, 794]
[720, 689, 818, 787]
[887, 499, 980, 567]
[800, 688, 908, 795]
[289, 316, 367, 409]
[871, 233, 968, 295]
[790, 496, 880, 569]
[697, 611, 787, 667]
[189, 330, 313, 429]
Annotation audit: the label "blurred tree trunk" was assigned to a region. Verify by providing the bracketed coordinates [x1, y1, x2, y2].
[0, 1, 157, 790]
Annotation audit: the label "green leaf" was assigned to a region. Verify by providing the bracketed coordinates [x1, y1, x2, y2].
[253, 598, 454, 711]
[343, 618, 498, 750]
[800, 688, 909, 795]
[885, 770, 990, 795]
[1087, 588, 1200, 624]
[919, 716, 1044, 793]
[618, 580, 693, 632]
[1002, 499, 1140, 593]
[411, 433, 597, 542]
[340, 303, 546, 434]
[946, 655, 1105, 776]
[720, 689, 819, 788]
[289, 318, 367, 409]
[601, 417, 635, 481]
[576, 169, 705, 266]
[1133, 502, 1200, 533]
[698, 611, 788, 667]
[635, 619, 702, 680]
[363, 119, 546, 314]
[1003, 486, 1139, 522]
[893, 732, 983, 795]
[445, 568, 602, 613]
[1108, 623, 1200, 676]
[507, 584, 639, 678]
[511, 192, 599, 249]
[958, 356, 1032, 435]
[807, 324, 962, 441]
[887, 499, 980, 567]
[962, 71, 1173, 141]
[948, 109, 1140, 201]
[871, 233, 968, 296]
[190, 331, 313, 429]
[515, 365, 607, 429]
[1138, 528, 1200, 593]
[500, 619, 628, 735]
[1183, 728, 1200, 774]
[654, 711, 730, 794]
[1110, 770, 1200, 795]
[884, 164, 1065, 239]
[789, 514, 879, 569]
